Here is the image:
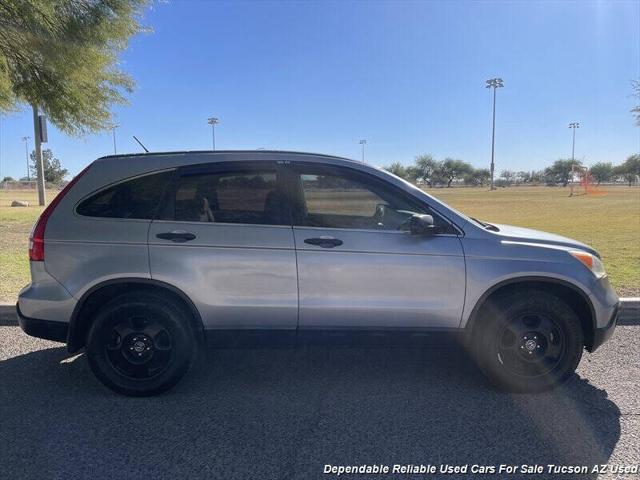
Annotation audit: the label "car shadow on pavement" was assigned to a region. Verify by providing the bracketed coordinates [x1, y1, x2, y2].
[0, 343, 621, 480]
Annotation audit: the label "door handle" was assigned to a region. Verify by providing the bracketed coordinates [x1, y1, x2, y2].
[304, 237, 343, 248]
[156, 230, 196, 242]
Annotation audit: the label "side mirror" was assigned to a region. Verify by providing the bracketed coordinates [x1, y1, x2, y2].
[409, 214, 437, 235]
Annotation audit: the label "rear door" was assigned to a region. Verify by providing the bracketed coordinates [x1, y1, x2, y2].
[148, 161, 298, 330]
[288, 162, 466, 330]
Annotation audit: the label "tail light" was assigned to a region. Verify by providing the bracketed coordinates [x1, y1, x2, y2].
[29, 164, 92, 261]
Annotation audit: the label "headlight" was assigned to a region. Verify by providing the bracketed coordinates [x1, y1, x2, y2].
[569, 250, 607, 278]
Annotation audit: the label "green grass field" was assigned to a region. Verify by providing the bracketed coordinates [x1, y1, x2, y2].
[0, 186, 638, 302]
[426, 186, 639, 297]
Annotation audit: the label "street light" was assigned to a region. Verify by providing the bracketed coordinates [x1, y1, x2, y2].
[568, 122, 580, 161]
[359, 139, 367, 163]
[207, 117, 220, 150]
[22, 136, 30, 181]
[486, 77, 504, 191]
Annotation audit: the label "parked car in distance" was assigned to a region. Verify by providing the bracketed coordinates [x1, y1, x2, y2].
[17, 151, 619, 396]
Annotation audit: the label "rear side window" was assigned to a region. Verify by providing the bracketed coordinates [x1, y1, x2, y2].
[171, 170, 289, 225]
[76, 171, 173, 219]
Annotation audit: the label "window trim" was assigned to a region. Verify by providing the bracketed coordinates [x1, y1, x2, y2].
[150, 218, 294, 230]
[74, 168, 176, 221]
[156, 161, 293, 227]
[286, 162, 462, 236]
[292, 224, 462, 237]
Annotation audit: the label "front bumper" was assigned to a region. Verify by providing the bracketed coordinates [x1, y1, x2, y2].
[587, 303, 618, 353]
[16, 302, 68, 343]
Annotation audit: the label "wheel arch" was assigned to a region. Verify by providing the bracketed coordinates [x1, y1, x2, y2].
[464, 276, 596, 349]
[67, 278, 204, 353]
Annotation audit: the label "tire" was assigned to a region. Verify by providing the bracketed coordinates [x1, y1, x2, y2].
[86, 292, 198, 396]
[472, 290, 584, 393]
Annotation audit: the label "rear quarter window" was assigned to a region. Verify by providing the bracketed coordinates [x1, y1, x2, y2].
[76, 170, 174, 219]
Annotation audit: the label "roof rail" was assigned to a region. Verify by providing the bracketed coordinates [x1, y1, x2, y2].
[97, 149, 353, 162]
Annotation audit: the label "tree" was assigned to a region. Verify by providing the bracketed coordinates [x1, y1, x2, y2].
[516, 171, 531, 184]
[632, 79, 640, 126]
[530, 170, 547, 184]
[0, 0, 149, 135]
[2, 176, 14, 182]
[384, 162, 407, 179]
[29, 149, 68, 185]
[404, 165, 420, 183]
[414, 154, 442, 187]
[464, 168, 490, 187]
[545, 159, 582, 187]
[589, 162, 614, 185]
[614, 154, 640, 186]
[440, 158, 472, 188]
[499, 170, 515, 185]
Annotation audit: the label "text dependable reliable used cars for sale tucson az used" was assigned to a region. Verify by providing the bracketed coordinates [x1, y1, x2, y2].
[17, 151, 619, 396]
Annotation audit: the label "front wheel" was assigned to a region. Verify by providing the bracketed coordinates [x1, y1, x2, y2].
[473, 291, 584, 393]
[86, 292, 197, 396]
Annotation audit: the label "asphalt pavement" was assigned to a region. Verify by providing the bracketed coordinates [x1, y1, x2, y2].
[0, 314, 638, 480]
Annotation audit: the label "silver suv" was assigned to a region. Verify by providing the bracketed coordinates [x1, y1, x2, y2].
[17, 151, 619, 396]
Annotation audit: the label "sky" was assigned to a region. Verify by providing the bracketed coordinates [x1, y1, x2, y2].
[0, 0, 639, 180]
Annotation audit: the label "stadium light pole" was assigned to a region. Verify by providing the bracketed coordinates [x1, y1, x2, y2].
[486, 78, 504, 190]
[0, 115, 2, 181]
[207, 117, 219, 150]
[569, 122, 580, 161]
[22, 136, 31, 181]
[112, 124, 119, 154]
[359, 139, 366, 163]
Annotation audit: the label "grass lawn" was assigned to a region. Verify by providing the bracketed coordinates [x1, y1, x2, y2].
[425, 185, 639, 297]
[0, 186, 638, 303]
[0, 190, 61, 303]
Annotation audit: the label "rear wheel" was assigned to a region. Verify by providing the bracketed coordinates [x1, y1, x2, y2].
[473, 291, 584, 392]
[86, 292, 197, 396]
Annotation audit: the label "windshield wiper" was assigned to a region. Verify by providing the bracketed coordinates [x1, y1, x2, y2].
[471, 217, 500, 232]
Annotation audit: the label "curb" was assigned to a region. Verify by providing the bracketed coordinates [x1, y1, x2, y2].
[0, 303, 18, 326]
[619, 298, 640, 325]
[1, 298, 638, 326]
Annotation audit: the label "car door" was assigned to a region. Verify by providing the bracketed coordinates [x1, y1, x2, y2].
[148, 161, 298, 330]
[288, 162, 466, 330]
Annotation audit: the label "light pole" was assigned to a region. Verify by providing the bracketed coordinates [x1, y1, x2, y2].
[31, 105, 46, 205]
[207, 117, 219, 150]
[359, 139, 366, 163]
[112, 124, 119, 154]
[486, 77, 504, 190]
[568, 122, 580, 161]
[0, 115, 2, 181]
[22, 136, 31, 181]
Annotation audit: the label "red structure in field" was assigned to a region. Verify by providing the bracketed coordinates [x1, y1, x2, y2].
[569, 165, 605, 197]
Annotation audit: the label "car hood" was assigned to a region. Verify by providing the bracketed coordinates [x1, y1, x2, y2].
[490, 223, 598, 256]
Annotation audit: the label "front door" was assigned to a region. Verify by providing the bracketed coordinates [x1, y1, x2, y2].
[288, 163, 466, 330]
[148, 161, 298, 330]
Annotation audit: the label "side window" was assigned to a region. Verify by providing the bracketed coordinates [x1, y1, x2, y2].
[302, 174, 383, 218]
[76, 171, 173, 219]
[172, 170, 289, 226]
[295, 166, 452, 232]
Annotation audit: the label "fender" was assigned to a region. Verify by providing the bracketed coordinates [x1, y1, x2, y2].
[67, 277, 204, 352]
[463, 275, 596, 335]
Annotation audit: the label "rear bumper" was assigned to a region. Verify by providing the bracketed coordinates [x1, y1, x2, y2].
[16, 303, 68, 343]
[17, 263, 76, 322]
[587, 303, 618, 353]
